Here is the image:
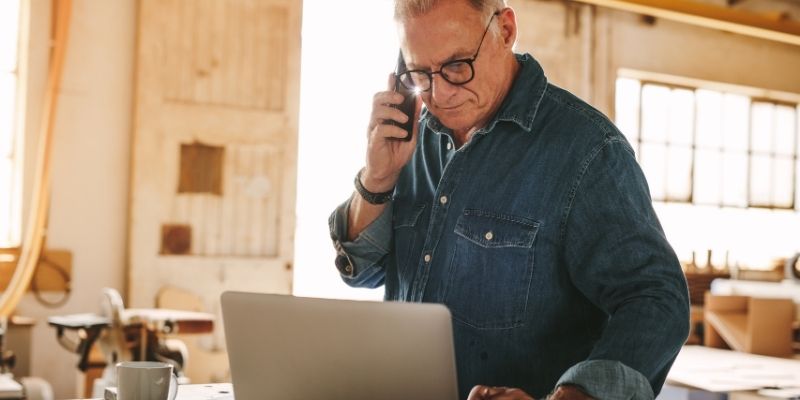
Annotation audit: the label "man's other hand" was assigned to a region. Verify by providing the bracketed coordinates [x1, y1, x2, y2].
[467, 385, 534, 400]
[466, 384, 594, 400]
[548, 385, 594, 399]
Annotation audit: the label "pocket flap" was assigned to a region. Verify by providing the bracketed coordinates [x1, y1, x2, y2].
[454, 209, 539, 248]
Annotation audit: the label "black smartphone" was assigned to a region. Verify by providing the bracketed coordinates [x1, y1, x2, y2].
[386, 50, 417, 141]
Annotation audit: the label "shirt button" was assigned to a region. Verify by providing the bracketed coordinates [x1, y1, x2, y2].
[344, 264, 353, 274]
[423, 254, 431, 263]
[484, 231, 494, 241]
[446, 142, 452, 150]
[439, 196, 448, 205]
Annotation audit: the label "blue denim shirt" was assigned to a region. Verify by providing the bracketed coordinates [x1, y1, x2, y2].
[329, 53, 690, 400]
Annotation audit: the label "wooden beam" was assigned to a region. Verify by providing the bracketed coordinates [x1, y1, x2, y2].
[569, 0, 800, 46]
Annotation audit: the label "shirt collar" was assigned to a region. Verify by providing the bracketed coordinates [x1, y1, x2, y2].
[420, 53, 548, 136]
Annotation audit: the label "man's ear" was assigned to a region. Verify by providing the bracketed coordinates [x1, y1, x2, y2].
[498, 8, 517, 49]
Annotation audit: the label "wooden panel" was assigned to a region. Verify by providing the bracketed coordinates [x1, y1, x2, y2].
[130, 0, 300, 336]
[162, 0, 288, 110]
[169, 144, 281, 257]
[0, 248, 71, 291]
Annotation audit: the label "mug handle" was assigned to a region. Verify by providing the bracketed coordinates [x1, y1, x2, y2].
[168, 372, 179, 400]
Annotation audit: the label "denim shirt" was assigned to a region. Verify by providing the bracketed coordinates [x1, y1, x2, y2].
[329, 53, 690, 400]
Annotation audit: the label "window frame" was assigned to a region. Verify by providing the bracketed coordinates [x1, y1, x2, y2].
[616, 71, 800, 211]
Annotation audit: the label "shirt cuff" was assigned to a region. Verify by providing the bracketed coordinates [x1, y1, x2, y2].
[555, 360, 654, 400]
[329, 197, 394, 279]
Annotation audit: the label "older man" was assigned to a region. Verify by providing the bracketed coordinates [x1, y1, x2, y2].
[328, 0, 690, 399]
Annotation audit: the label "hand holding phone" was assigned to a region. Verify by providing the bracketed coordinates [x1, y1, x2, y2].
[386, 50, 417, 141]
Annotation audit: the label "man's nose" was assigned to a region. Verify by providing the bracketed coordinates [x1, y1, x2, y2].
[430, 74, 459, 105]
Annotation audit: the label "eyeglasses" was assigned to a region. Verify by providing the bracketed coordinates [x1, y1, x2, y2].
[397, 11, 500, 93]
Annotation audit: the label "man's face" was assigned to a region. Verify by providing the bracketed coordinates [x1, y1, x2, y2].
[398, 1, 508, 135]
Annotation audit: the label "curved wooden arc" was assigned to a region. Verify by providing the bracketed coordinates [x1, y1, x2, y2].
[0, 0, 73, 317]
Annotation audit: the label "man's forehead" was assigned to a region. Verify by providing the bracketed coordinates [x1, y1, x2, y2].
[397, 10, 485, 68]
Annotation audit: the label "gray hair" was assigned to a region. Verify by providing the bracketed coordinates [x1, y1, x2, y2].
[394, 0, 506, 21]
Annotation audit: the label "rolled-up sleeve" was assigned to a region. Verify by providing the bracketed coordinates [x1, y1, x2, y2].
[329, 197, 394, 288]
[556, 360, 654, 399]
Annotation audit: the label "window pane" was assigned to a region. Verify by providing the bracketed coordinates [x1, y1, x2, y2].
[696, 89, 723, 149]
[751, 102, 774, 154]
[722, 152, 748, 207]
[615, 78, 641, 144]
[668, 89, 694, 146]
[640, 143, 666, 201]
[0, 158, 11, 246]
[774, 105, 796, 156]
[641, 84, 670, 143]
[773, 156, 794, 208]
[0, 73, 16, 157]
[694, 149, 722, 204]
[749, 154, 772, 206]
[666, 145, 692, 201]
[722, 94, 750, 151]
[0, 0, 21, 72]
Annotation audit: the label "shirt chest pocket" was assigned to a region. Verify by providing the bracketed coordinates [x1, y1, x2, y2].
[445, 209, 540, 329]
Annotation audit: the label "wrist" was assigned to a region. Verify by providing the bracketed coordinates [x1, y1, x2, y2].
[361, 168, 397, 193]
[354, 168, 395, 205]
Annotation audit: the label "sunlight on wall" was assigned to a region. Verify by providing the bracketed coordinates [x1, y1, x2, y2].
[0, 0, 21, 248]
[656, 203, 800, 271]
[293, 0, 398, 300]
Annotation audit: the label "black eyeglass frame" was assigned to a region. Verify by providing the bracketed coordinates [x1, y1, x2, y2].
[397, 11, 500, 92]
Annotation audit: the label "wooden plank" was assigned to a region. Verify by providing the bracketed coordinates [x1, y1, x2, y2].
[192, 0, 212, 105]
[249, 147, 265, 257]
[266, 6, 288, 110]
[265, 148, 281, 257]
[178, 0, 194, 102]
[570, 0, 800, 46]
[241, 0, 256, 109]
[232, 146, 248, 256]
[203, 195, 221, 256]
[210, 0, 225, 107]
[218, 144, 236, 256]
[223, 0, 239, 108]
[189, 194, 205, 255]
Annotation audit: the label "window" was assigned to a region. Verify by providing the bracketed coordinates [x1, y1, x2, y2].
[0, 0, 23, 247]
[292, 0, 396, 300]
[616, 76, 800, 210]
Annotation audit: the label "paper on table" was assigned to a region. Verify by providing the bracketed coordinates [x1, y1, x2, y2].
[757, 387, 800, 399]
[666, 346, 800, 393]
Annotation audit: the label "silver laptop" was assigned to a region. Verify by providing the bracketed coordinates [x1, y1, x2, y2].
[221, 291, 459, 400]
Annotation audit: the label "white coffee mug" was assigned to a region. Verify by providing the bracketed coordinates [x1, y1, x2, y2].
[116, 361, 178, 400]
